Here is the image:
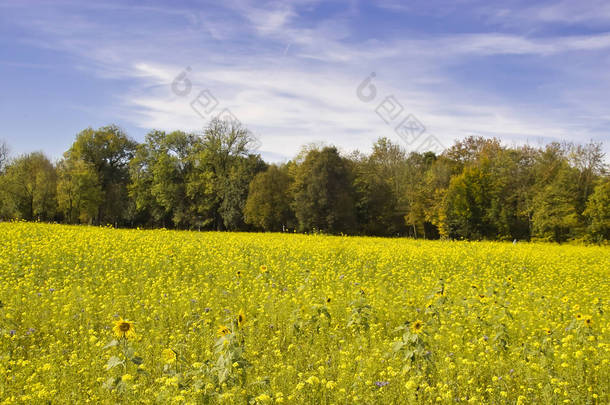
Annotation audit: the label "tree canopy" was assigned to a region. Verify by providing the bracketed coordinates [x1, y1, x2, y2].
[0, 129, 607, 243]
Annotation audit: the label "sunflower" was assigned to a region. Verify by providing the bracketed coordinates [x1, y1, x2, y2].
[584, 317, 593, 326]
[217, 325, 231, 336]
[544, 328, 552, 335]
[237, 311, 246, 328]
[411, 320, 424, 334]
[260, 265, 268, 273]
[161, 348, 177, 364]
[113, 318, 136, 340]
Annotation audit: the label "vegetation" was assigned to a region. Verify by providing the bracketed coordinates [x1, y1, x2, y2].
[0, 121, 608, 242]
[0, 222, 608, 403]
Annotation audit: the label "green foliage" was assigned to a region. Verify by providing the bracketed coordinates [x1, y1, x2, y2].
[293, 146, 357, 234]
[129, 130, 201, 228]
[583, 179, 610, 242]
[531, 164, 581, 242]
[0, 152, 57, 221]
[64, 125, 136, 225]
[244, 165, 295, 231]
[57, 159, 103, 224]
[0, 129, 607, 242]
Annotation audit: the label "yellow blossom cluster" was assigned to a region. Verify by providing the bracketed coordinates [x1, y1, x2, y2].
[0, 222, 608, 403]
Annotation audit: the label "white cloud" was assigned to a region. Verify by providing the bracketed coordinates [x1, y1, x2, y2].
[4, 0, 609, 159]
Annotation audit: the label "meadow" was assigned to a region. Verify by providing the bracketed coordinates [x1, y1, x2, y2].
[0, 222, 608, 404]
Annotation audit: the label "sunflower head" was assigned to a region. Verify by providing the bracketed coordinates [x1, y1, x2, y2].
[237, 311, 246, 328]
[260, 265, 268, 273]
[161, 348, 177, 364]
[544, 328, 552, 335]
[584, 317, 593, 326]
[217, 325, 231, 336]
[113, 318, 136, 340]
[411, 320, 424, 334]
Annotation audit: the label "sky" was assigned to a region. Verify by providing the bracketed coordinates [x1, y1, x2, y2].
[1, 0, 609, 162]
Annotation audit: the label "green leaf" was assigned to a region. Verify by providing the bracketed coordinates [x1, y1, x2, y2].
[102, 376, 118, 390]
[105, 356, 124, 370]
[392, 341, 405, 353]
[103, 339, 119, 349]
[125, 346, 135, 359]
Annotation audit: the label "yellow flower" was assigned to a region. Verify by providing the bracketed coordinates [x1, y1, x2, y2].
[260, 265, 268, 273]
[306, 376, 319, 385]
[237, 311, 246, 328]
[255, 393, 272, 403]
[121, 374, 133, 382]
[113, 318, 136, 340]
[583, 317, 593, 326]
[217, 325, 231, 336]
[411, 320, 424, 334]
[162, 348, 176, 364]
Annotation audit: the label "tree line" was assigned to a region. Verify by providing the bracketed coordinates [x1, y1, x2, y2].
[0, 119, 608, 243]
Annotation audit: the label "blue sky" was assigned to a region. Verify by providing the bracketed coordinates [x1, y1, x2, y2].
[1, 0, 609, 161]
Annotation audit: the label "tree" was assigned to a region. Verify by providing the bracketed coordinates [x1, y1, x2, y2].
[57, 159, 103, 224]
[244, 165, 295, 231]
[349, 141, 408, 236]
[187, 118, 262, 230]
[444, 164, 495, 239]
[219, 154, 267, 230]
[531, 164, 581, 242]
[568, 141, 606, 213]
[402, 151, 437, 238]
[422, 155, 461, 238]
[293, 146, 357, 234]
[583, 179, 610, 242]
[0, 140, 8, 174]
[65, 125, 136, 225]
[129, 130, 200, 228]
[0, 152, 57, 221]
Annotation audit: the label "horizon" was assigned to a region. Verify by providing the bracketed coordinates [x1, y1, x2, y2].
[1, 0, 609, 162]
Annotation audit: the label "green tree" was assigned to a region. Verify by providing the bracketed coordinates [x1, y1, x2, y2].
[0, 152, 57, 221]
[0, 140, 8, 174]
[583, 179, 610, 242]
[568, 141, 606, 213]
[129, 130, 200, 228]
[422, 156, 461, 238]
[244, 164, 295, 231]
[531, 164, 581, 242]
[187, 118, 261, 230]
[57, 159, 103, 224]
[65, 125, 136, 225]
[219, 154, 266, 230]
[293, 146, 357, 234]
[402, 151, 438, 238]
[444, 164, 495, 239]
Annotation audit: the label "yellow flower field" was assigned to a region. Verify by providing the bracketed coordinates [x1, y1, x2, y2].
[0, 222, 608, 404]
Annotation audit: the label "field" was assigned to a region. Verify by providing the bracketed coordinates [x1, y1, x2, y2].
[0, 222, 608, 404]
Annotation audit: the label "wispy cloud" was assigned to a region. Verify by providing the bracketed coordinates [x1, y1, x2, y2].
[1, 0, 608, 160]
